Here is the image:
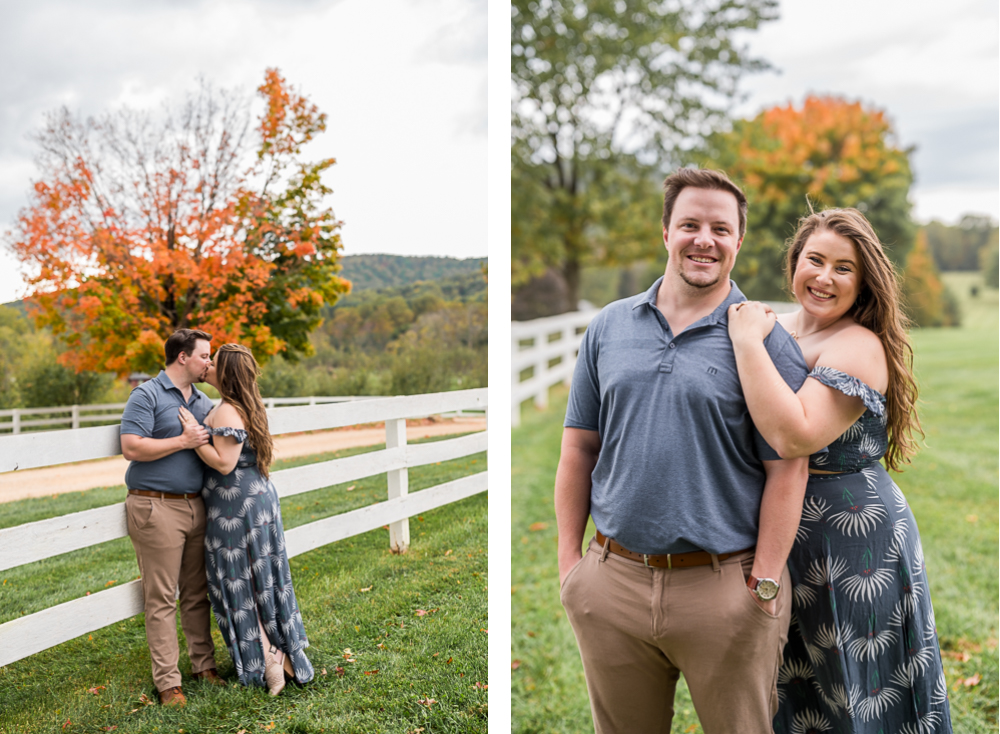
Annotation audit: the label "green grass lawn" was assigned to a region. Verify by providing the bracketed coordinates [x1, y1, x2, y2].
[512, 273, 998, 733]
[0, 439, 488, 734]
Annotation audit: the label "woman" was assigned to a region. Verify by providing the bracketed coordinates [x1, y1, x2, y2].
[727, 209, 951, 732]
[179, 343, 314, 695]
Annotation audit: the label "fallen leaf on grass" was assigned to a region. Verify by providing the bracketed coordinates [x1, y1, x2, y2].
[62, 721, 72, 730]
[963, 673, 982, 687]
[137, 693, 155, 706]
[88, 686, 106, 694]
[263, 723, 276, 731]
[511, 660, 521, 670]
[346, 485, 356, 492]
[943, 650, 971, 662]
[685, 726, 698, 733]
[407, 728, 425, 733]
[473, 682, 487, 689]
[364, 670, 379, 675]
[335, 667, 346, 677]
[414, 608, 438, 616]
[445, 549, 452, 556]
[377, 643, 385, 649]
[321, 668, 327, 676]
[446, 657, 453, 664]
[360, 586, 372, 592]
[105, 580, 117, 587]
[417, 698, 436, 707]
[529, 522, 548, 532]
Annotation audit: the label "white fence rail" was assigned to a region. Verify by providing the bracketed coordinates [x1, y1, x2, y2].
[0, 396, 376, 435]
[0, 388, 487, 667]
[511, 310, 597, 427]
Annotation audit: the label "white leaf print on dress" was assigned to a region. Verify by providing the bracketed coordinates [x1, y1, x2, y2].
[218, 515, 243, 532]
[847, 627, 899, 662]
[803, 556, 850, 587]
[218, 482, 242, 502]
[930, 670, 948, 705]
[841, 567, 895, 603]
[814, 622, 856, 654]
[790, 709, 832, 733]
[793, 583, 817, 609]
[895, 711, 943, 734]
[829, 498, 887, 537]
[816, 682, 860, 719]
[857, 685, 902, 722]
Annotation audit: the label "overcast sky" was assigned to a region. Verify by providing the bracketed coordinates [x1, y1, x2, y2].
[733, 0, 998, 226]
[0, 0, 486, 303]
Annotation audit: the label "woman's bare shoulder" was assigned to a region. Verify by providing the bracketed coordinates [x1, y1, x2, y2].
[213, 401, 246, 430]
[814, 323, 888, 392]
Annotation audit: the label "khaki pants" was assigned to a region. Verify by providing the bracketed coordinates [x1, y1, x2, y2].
[561, 537, 791, 734]
[125, 494, 216, 691]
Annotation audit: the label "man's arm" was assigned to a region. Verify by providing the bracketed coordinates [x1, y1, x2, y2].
[121, 419, 208, 462]
[554, 427, 601, 585]
[750, 456, 809, 614]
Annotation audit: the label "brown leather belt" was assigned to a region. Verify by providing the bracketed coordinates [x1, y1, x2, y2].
[128, 489, 201, 500]
[596, 531, 752, 569]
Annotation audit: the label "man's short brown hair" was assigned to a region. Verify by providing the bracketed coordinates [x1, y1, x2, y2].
[164, 329, 212, 366]
[661, 168, 748, 239]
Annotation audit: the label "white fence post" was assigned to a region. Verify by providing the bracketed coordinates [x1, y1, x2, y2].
[12, 410, 20, 435]
[71, 406, 80, 430]
[385, 417, 410, 554]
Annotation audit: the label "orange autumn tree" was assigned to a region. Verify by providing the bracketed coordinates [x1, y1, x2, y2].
[697, 96, 915, 300]
[8, 69, 349, 375]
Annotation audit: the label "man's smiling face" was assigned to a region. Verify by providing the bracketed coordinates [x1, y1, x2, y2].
[663, 187, 743, 291]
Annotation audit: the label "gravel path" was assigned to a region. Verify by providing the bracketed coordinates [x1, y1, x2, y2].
[0, 417, 485, 503]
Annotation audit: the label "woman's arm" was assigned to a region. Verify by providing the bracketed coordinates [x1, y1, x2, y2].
[727, 303, 884, 458]
[179, 404, 245, 475]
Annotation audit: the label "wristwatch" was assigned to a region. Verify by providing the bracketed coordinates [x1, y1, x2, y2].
[747, 575, 780, 601]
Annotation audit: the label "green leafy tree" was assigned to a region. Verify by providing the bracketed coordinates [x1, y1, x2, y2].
[981, 228, 999, 289]
[924, 215, 998, 272]
[511, 0, 778, 309]
[902, 230, 960, 327]
[697, 96, 915, 300]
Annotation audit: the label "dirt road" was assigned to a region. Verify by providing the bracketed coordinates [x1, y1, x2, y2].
[0, 417, 486, 503]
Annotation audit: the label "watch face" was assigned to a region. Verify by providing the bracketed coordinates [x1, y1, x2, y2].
[756, 579, 779, 601]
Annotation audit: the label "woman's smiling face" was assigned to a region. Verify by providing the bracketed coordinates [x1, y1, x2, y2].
[793, 228, 863, 319]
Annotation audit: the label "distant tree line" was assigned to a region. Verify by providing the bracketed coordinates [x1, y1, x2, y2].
[340, 255, 486, 292]
[0, 268, 487, 410]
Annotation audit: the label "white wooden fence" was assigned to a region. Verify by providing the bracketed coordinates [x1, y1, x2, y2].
[0, 388, 487, 667]
[0, 396, 376, 434]
[511, 310, 597, 427]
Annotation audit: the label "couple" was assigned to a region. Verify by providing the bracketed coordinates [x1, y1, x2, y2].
[120, 330, 313, 706]
[556, 168, 951, 732]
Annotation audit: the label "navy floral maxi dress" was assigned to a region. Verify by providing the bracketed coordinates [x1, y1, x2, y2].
[773, 367, 951, 734]
[201, 426, 314, 688]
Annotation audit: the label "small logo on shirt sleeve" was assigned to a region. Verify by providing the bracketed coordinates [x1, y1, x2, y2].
[707, 366, 718, 375]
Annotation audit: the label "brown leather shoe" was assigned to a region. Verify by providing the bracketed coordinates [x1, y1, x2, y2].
[159, 686, 186, 707]
[193, 668, 227, 686]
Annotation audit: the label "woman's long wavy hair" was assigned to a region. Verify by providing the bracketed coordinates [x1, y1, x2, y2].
[214, 344, 274, 478]
[785, 208, 922, 472]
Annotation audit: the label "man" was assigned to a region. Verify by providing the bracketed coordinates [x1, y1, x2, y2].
[121, 328, 226, 707]
[555, 169, 810, 733]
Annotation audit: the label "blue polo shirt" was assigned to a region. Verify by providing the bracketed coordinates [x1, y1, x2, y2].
[120, 371, 214, 494]
[565, 278, 808, 555]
